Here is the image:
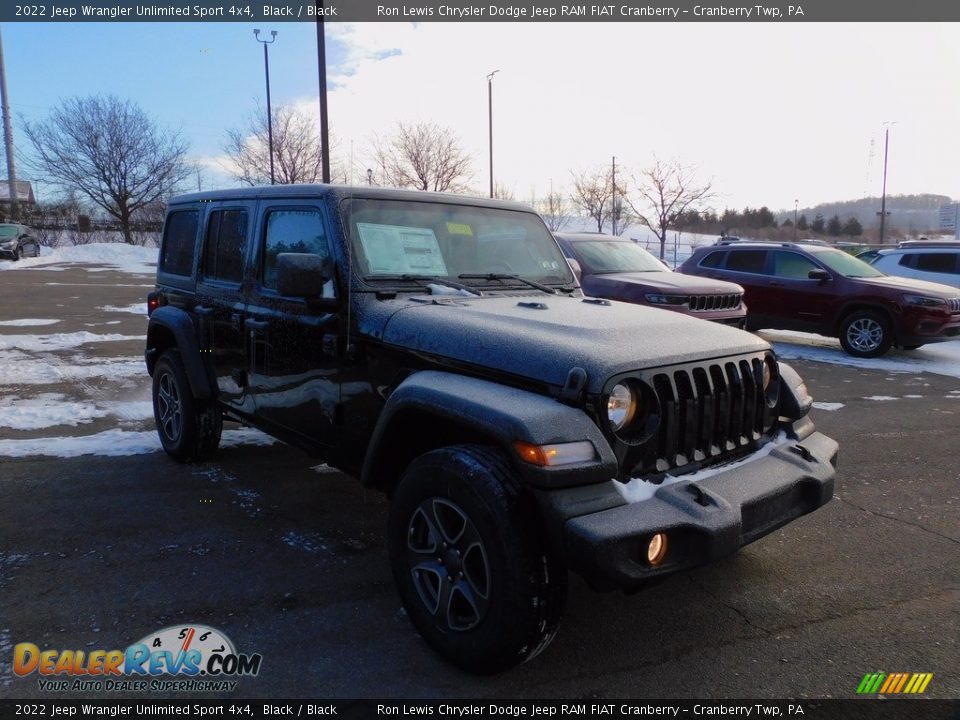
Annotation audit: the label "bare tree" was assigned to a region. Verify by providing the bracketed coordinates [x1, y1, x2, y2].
[625, 158, 715, 259]
[570, 168, 629, 233]
[536, 189, 573, 231]
[224, 103, 339, 186]
[371, 122, 472, 193]
[492, 181, 515, 201]
[22, 95, 189, 245]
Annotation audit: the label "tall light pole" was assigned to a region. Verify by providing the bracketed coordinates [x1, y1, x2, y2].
[878, 122, 895, 244]
[611, 156, 618, 236]
[254, 29, 277, 185]
[793, 199, 798, 242]
[314, 3, 330, 184]
[487, 69, 499, 199]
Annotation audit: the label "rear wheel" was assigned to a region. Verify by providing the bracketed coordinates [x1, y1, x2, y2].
[152, 349, 221, 462]
[13, 246, 22, 261]
[387, 444, 566, 674]
[839, 310, 892, 358]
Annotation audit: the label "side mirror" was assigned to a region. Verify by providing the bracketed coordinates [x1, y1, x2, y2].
[808, 268, 831, 282]
[566, 258, 583, 283]
[277, 253, 328, 297]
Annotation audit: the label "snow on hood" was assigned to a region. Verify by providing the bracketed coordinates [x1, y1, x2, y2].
[367, 293, 769, 392]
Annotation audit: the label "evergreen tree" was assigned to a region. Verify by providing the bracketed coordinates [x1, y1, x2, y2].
[797, 214, 809, 231]
[826, 214, 843, 236]
[841, 216, 863, 237]
[811, 214, 825, 234]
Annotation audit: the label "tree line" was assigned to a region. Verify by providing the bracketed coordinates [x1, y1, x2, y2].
[17, 93, 866, 251]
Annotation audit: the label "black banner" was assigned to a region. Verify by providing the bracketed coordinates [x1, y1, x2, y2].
[3, 0, 960, 23]
[0, 700, 958, 720]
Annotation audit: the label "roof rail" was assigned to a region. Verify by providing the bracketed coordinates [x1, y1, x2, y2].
[897, 239, 960, 248]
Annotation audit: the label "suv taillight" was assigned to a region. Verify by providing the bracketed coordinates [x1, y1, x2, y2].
[147, 292, 159, 316]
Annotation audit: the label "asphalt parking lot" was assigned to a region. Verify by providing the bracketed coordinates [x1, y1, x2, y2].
[1, 264, 958, 700]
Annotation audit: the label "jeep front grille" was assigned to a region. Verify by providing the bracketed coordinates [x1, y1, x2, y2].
[618, 355, 774, 479]
[949, 298, 960, 313]
[688, 293, 742, 312]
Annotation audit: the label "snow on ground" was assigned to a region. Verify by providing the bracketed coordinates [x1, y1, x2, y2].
[0, 352, 144, 386]
[0, 427, 276, 459]
[812, 402, 845, 411]
[0, 331, 140, 352]
[98, 303, 147, 316]
[864, 395, 898, 401]
[760, 329, 960, 381]
[0, 319, 60, 327]
[0, 243, 157, 274]
[0, 395, 154, 431]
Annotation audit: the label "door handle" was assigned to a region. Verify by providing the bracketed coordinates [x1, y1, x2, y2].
[768, 281, 784, 287]
[194, 305, 213, 317]
[245, 318, 269, 331]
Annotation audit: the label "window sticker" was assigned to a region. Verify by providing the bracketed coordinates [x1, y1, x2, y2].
[356, 222, 448, 276]
[446, 222, 473, 236]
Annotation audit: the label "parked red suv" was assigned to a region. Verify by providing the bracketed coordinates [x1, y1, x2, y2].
[679, 240, 960, 357]
[555, 233, 747, 327]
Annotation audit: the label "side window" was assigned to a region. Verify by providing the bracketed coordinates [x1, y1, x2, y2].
[202, 209, 248, 284]
[261, 209, 329, 291]
[772, 251, 819, 279]
[160, 211, 199, 277]
[915, 253, 958, 274]
[699, 251, 724, 268]
[725, 250, 768, 274]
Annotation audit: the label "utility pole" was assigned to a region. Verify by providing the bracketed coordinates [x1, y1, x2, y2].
[793, 199, 798, 242]
[878, 123, 894, 244]
[0, 26, 19, 219]
[611, 156, 617, 236]
[487, 70, 499, 198]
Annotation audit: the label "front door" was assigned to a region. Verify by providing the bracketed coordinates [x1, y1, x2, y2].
[245, 202, 342, 453]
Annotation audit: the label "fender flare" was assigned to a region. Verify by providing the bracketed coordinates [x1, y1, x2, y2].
[145, 306, 214, 400]
[360, 370, 617, 490]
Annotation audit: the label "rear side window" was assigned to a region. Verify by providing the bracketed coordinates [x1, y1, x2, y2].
[262, 209, 329, 290]
[160, 211, 199, 277]
[725, 250, 768, 274]
[772, 251, 819, 279]
[202, 210, 248, 284]
[914, 253, 958, 274]
[699, 251, 724, 268]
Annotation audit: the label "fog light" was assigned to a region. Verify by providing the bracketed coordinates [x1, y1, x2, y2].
[647, 533, 668, 566]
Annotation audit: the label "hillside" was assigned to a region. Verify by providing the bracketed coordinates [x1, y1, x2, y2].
[783, 194, 954, 232]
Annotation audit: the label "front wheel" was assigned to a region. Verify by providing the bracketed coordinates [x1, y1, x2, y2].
[387, 444, 566, 674]
[839, 310, 892, 358]
[152, 349, 222, 462]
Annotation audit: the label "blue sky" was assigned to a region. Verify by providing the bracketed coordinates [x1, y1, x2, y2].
[3, 22, 960, 213]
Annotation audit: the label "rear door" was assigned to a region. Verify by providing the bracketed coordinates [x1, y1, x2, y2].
[716, 249, 773, 327]
[195, 202, 255, 415]
[244, 201, 342, 452]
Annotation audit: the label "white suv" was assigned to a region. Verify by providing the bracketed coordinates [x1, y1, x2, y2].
[869, 242, 960, 288]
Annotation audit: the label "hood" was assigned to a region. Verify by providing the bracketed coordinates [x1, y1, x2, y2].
[857, 274, 960, 298]
[586, 271, 744, 295]
[361, 293, 768, 393]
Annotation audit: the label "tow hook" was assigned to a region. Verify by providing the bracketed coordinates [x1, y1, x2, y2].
[789, 444, 816, 462]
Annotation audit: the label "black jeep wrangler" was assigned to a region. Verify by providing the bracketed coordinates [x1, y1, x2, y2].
[145, 186, 838, 673]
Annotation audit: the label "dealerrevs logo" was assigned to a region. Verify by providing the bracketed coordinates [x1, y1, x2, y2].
[13, 624, 262, 692]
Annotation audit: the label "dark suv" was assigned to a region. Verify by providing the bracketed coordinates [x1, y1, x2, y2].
[680, 241, 960, 357]
[0, 224, 40, 261]
[146, 186, 837, 673]
[554, 232, 747, 327]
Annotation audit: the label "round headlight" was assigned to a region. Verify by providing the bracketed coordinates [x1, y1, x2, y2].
[606, 383, 637, 432]
[762, 360, 772, 391]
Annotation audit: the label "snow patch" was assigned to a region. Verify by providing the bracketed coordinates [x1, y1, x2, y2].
[615, 433, 790, 504]
[0, 243, 157, 274]
[281, 530, 328, 555]
[864, 395, 898, 401]
[0, 427, 276, 458]
[98, 303, 147, 316]
[0, 332, 140, 352]
[0, 352, 144, 385]
[0, 319, 60, 327]
[812, 402, 845, 411]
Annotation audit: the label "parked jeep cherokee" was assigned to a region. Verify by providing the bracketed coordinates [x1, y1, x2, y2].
[145, 186, 838, 674]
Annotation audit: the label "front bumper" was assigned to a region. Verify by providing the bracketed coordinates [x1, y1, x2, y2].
[539, 428, 838, 590]
[897, 307, 960, 345]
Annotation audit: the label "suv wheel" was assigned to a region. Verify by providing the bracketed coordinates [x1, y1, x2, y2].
[387, 444, 566, 674]
[13, 246, 22, 261]
[839, 310, 892, 358]
[152, 349, 222, 462]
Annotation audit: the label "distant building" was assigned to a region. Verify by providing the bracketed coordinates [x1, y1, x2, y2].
[0, 180, 36, 206]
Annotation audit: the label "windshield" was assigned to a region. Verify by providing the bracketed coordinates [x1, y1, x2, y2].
[569, 240, 666, 273]
[342, 198, 573, 286]
[815, 248, 885, 278]
[0, 226, 18, 238]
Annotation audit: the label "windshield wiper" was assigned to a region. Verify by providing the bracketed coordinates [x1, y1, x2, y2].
[368, 274, 482, 296]
[458, 273, 558, 295]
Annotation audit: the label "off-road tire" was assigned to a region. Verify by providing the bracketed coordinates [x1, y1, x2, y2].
[152, 349, 222, 462]
[388, 444, 566, 674]
[839, 310, 893, 358]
